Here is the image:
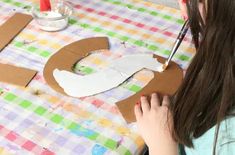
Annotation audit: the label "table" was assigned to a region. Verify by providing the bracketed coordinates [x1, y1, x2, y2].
[0, 0, 195, 154]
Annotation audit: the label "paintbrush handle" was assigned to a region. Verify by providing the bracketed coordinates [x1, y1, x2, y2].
[166, 20, 189, 65]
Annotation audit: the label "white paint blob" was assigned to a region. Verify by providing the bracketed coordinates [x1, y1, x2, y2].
[53, 54, 163, 97]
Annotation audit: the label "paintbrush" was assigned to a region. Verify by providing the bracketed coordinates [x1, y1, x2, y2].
[161, 20, 189, 71]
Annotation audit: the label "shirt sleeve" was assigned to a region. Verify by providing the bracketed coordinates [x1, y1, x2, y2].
[218, 140, 235, 155]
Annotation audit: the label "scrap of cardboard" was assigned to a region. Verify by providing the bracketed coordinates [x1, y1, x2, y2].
[0, 13, 33, 51]
[0, 13, 37, 87]
[43, 37, 183, 123]
[0, 64, 37, 87]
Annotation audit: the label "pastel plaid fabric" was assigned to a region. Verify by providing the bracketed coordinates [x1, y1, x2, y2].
[0, 0, 195, 154]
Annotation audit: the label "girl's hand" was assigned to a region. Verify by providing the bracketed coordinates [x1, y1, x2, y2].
[134, 93, 178, 155]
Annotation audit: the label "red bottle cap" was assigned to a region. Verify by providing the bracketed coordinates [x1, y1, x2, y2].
[40, 0, 51, 12]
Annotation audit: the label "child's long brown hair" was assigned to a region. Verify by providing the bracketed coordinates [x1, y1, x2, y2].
[170, 0, 235, 153]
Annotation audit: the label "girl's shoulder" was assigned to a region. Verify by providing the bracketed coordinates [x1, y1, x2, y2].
[184, 116, 235, 155]
[220, 115, 235, 132]
[217, 116, 235, 154]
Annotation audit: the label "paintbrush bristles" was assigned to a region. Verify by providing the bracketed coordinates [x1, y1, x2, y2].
[161, 62, 168, 72]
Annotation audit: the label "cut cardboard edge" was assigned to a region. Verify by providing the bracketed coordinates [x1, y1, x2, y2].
[0, 13, 37, 87]
[43, 37, 110, 94]
[0, 64, 37, 87]
[116, 56, 183, 123]
[0, 13, 33, 51]
[43, 37, 183, 123]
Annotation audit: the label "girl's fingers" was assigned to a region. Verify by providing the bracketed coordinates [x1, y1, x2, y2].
[162, 96, 170, 106]
[151, 93, 160, 109]
[134, 102, 142, 121]
[140, 96, 150, 113]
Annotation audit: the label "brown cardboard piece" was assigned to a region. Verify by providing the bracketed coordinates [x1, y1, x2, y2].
[117, 56, 183, 123]
[43, 37, 110, 94]
[0, 13, 33, 51]
[0, 64, 37, 87]
[0, 13, 37, 87]
[43, 37, 183, 123]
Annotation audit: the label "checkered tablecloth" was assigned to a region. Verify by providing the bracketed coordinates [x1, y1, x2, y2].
[0, 0, 195, 154]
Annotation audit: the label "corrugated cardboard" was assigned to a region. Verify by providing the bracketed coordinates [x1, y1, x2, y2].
[43, 37, 110, 94]
[0, 64, 37, 87]
[117, 56, 183, 123]
[43, 37, 183, 123]
[0, 13, 37, 87]
[0, 13, 33, 51]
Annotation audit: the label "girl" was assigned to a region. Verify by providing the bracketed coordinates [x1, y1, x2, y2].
[135, 0, 235, 154]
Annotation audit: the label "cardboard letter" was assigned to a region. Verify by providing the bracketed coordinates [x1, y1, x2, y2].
[43, 37, 183, 123]
[117, 56, 183, 123]
[43, 37, 110, 94]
